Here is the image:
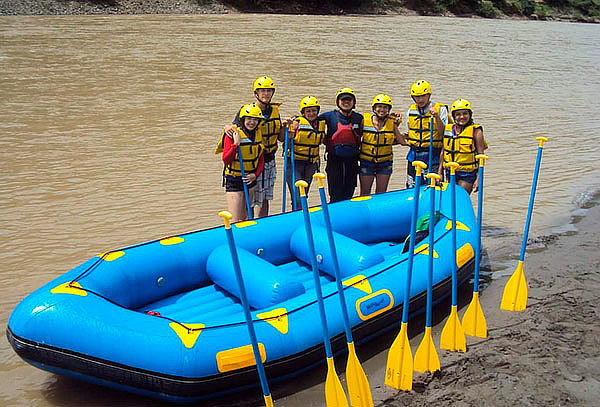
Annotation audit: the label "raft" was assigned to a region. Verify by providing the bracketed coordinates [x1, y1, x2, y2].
[7, 185, 477, 403]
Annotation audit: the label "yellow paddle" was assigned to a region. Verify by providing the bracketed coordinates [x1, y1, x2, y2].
[384, 160, 427, 391]
[414, 173, 441, 374]
[462, 154, 489, 338]
[313, 173, 373, 406]
[296, 180, 348, 407]
[440, 162, 467, 351]
[501, 137, 549, 312]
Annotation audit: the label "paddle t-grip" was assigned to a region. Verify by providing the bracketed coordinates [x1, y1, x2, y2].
[444, 161, 460, 175]
[536, 136, 549, 147]
[295, 180, 308, 197]
[218, 211, 233, 229]
[313, 172, 326, 188]
[412, 160, 427, 177]
[426, 172, 441, 187]
[475, 154, 489, 168]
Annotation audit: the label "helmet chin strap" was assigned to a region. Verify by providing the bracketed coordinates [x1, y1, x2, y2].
[255, 91, 274, 106]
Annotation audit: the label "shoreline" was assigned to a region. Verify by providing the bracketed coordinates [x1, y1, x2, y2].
[0, 1, 597, 23]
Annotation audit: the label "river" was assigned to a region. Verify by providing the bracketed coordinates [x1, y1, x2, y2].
[1, 13, 599, 407]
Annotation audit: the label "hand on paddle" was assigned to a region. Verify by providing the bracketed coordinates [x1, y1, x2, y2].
[243, 172, 256, 184]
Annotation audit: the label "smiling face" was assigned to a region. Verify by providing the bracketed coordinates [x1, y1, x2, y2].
[302, 106, 319, 121]
[413, 93, 431, 109]
[373, 103, 391, 118]
[337, 95, 355, 111]
[453, 109, 472, 126]
[244, 116, 260, 131]
[255, 88, 274, 105]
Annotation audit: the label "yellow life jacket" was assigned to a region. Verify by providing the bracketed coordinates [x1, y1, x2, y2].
[407, 102, 447, 150]
[442, 123, 485, 173]
[359, 113, 396, 163]
[215, 126, 264, 178]
[258, 104, 281, 158]
[293, 116, 325, 164]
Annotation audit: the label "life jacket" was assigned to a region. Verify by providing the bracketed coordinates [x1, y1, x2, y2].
[215, 126, 263, 179]
[407, 102, 447, 150]
[257, 104, 281, 160]
[327, 111, 361, 156]
[293, 116, 325, 164]
[359, 113, 396, 163]
[442, 123, 486, 173]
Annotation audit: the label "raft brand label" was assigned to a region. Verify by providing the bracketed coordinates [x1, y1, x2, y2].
[216, 343, 267, 373]
[356, 289, 394, 321]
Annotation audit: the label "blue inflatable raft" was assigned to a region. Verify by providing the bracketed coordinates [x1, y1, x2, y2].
[7, 185, 477, 402]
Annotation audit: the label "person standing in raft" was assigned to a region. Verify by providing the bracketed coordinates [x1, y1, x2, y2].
[283, 96, 326, 209]
[438, 98, 488, 194]
[215, 104, 265, 222]
[399, 80, 449, 188]
[359, 94, 404, 195]
[224, 76, 282, 218]
[318, 87, 363, 203]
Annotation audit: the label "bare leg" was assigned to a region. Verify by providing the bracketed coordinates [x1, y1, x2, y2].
[226, 191, 247, 222]
[457, 180, 474, 195]
[255, 200, 269, 218]
[359, 174, 375, 196]
[375, 174, 391, 194]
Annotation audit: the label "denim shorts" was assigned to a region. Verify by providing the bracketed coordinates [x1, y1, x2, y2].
[445, 168, 477, 184]
[359, 159, 393, 176]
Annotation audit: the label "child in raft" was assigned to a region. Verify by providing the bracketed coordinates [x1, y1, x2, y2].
[283, 96, 326, 209]
[359, 94, 404, 195]
[215, 104, 265, 222]
[438, 98, 488, 194]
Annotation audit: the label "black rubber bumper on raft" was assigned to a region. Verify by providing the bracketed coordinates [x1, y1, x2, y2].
[7, 258, 474, 401]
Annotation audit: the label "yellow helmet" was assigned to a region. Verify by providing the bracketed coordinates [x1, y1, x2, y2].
[371, 94, 393, 109]
[239, 104, 264, 120]
[253, 75, 275, 91]
[335, 87, 356, 100]
[299, 96, 320, 113]
[410, 80, 432, 96]
[450, 98, 472, 113]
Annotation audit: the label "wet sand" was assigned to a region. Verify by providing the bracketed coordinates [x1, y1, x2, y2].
[368, 204, 600, 406]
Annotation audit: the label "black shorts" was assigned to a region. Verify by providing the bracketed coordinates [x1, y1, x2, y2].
[224, 177, 256, 192]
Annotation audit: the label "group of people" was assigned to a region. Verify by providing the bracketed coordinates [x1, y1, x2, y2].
[216, 76, 488, 221]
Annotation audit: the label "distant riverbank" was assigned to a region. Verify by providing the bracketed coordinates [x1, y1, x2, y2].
[1, 0, 598, 23]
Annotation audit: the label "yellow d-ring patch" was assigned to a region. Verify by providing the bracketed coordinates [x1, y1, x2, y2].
[235, 221, 257, 228]
[160, 236, 184, 245]
[257, 308, 289, 334]
[98, 251, 125, 261]
[350, 196, 372, 202]
[445, 220, 471, 232]
[169, 322, 205, 349]
[342, 275, 373, 295]
[216, 343, 267, 373]
[51, 281, 87, 296]
[355, 289, 394, 321]
[414, 244, 439, 258]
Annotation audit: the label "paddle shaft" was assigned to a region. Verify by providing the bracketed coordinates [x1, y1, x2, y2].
[473, 164, 486, 292]
[428, 118, 434, 174]
[426, 182, 436, 328]
[282, 127, 289, 212]
[450, 172, 458, 306]
[518, 145, 545, 261]
[298, 192, 335, 358]
[290, 138, 297, 210]
[222, 225, 271, 399]
[401, 172, 423, 323]
[237, 147, 254, 220]
[316, 184, 353, 342]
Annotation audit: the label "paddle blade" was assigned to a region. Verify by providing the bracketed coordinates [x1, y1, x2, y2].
[414, 327, 440, 373]
[384, 322, 413, 391]
[346, 342, 373, 407]
[264, 394, 274, 407]
[500, 260, 528, 311]
[440, 305, 467, 352]
[325, 357, 348, 407]
[462, 292, 488, 338]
